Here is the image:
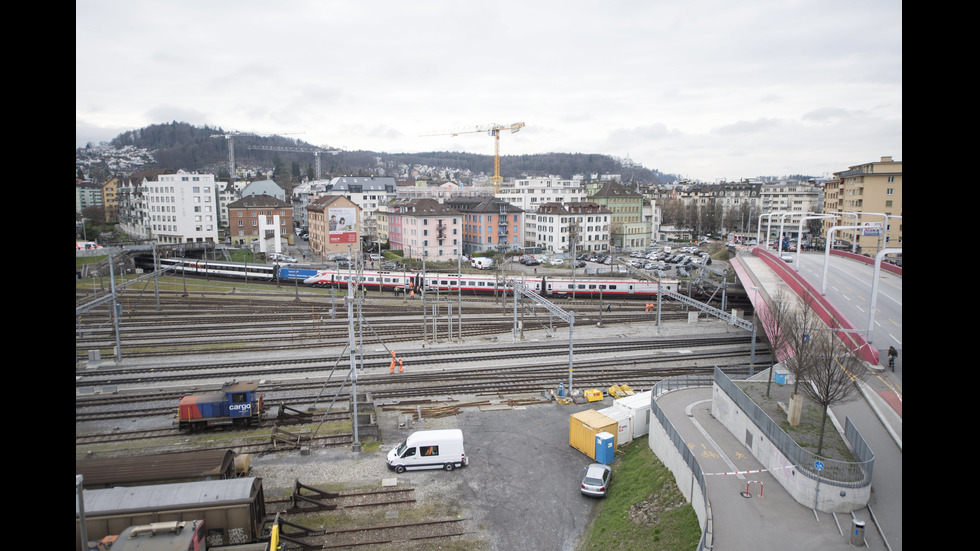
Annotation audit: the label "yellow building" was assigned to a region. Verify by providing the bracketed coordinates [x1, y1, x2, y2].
[102, 177, 121, 223]
[823, 156, 902, 256]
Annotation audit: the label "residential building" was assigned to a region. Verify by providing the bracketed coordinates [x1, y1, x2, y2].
[241, 179, 286, 202]
[496, 175, 588, 248]
[534, 201, 611, 256]
[386, 198, 462, 260]
[316, 177, 398, 247]
[227, 194, 294, 248]
[586, 181, 650, 250]
[101, 178, 120, 223]
[76, 180, 103, 215]
[443, 197, 525, 255]
[823, 156, 902, 254]
[759, 181, 821, 239]
[217, 180, 247, 228]
[307, 195, 362, 260]
[140, 171, 220, 244]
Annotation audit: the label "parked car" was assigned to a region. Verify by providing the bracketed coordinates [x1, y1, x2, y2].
[550, 258, 564, 265]
[574, 261, 586, 268]
[780, 253, 793, 263]
[581, 463, 612, 497]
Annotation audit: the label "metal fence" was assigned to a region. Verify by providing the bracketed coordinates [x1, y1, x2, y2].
[650, 371, 718, 551]
[713, 367, 874, 487]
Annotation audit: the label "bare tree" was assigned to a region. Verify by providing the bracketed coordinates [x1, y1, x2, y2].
[796, 318, 868, 455]
[784, 293, 824, 396]
[755, 290, 795, 397]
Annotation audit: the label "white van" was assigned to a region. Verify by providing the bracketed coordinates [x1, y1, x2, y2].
[471, 257, 495, 270]
[387, 429, 468, 473]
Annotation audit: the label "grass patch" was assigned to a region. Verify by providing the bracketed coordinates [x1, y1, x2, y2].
[578, 436, 701, 551]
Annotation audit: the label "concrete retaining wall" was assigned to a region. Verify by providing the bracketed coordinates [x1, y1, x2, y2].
[710, 383, 871, 512]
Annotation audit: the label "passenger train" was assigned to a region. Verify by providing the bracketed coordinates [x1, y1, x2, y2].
[132, 255, 678, 299]
[303, 268, 679, 299]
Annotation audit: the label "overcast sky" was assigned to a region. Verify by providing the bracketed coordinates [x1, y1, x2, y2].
[76, 1, 901, 182]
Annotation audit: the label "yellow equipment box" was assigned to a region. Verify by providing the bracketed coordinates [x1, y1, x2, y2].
[583, 389, 604, 402]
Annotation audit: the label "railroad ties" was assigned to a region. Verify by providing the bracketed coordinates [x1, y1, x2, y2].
[269, 481, 470, 548]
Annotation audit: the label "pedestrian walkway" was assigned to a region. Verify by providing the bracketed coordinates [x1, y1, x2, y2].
[657, 387, 872, 550]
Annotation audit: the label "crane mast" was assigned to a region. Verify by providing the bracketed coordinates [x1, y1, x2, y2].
[423, 122, 525, 193]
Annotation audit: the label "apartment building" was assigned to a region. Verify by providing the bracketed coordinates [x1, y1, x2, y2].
[534, 201, 612, 256]
[497, 175, 587, 248]
[823, 156, 902, 254]
[139, 171, 220, 244]
[585, 181, 650, 250]
[760, 181, 821, 238]
[443, 197, 524, 255]
[227, 194, 294, 247]
[307, 195, 362, 260]
[386, 198, 462, 260]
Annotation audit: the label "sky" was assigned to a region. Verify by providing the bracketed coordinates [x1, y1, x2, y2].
[76, 0, 902, 182]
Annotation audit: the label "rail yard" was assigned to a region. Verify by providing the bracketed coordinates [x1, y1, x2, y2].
[76, 269, 761, 550]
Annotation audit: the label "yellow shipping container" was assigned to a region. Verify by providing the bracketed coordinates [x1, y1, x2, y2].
[569, 409, 618, 459]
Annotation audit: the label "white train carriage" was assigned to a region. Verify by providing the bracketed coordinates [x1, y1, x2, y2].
[303, 268, 677, 299]
[159, 258, 276, 280]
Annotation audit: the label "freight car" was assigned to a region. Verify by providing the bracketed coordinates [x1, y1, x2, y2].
[76, 477, 267, 550]
[178, 381, 264, 432]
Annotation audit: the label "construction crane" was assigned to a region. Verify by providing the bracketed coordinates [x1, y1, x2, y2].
[423, 122, 525, 193]
[247, 145, 342, 180]
[210, 130, 304, 183]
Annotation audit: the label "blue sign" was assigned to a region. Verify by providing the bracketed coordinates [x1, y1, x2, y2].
[814, 460, 824, 471]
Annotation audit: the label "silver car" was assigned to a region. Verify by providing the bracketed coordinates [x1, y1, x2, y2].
[581, 463, 612, 497]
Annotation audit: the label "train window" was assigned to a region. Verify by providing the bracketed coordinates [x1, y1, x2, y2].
[599, 285, 606, 289]
[567, 284, 574, 289]
[589, 284, 596, 289]
[231, 393, 247, 404]
[608, 285, 617, 290]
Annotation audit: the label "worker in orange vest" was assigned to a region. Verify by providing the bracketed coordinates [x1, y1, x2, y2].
[398, 357, 404, 373]
[389, 351, 397, 374]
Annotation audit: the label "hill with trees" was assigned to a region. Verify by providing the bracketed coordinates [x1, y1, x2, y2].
[77, 121, 680, 186]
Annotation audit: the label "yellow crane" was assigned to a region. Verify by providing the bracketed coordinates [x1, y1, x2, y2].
[423, 122, 525, 193]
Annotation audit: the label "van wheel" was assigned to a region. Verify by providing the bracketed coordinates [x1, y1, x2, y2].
[444, 463, 455, 471]
[395, 465, 405, 474]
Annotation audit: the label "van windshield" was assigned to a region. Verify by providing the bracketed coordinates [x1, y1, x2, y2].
[395, 442, 407, 456]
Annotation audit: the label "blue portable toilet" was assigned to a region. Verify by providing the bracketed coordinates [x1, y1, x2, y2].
[595, 431, 615, 464]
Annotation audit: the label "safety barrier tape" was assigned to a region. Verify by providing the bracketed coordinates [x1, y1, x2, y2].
[704, 464, 796, 476]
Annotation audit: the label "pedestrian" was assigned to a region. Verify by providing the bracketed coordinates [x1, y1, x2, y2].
[887, 346, 897, 370]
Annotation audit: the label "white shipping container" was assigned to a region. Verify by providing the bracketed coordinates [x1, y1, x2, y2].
[597, 406, 634, 446]
[613, 391, 653, 439]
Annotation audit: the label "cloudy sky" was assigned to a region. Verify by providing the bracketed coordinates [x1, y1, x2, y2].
[76, 1, 901, 181]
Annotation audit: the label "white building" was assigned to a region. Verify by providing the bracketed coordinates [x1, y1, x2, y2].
[534, 201, 611, 256]
[496, 176, 588, 248]
[142, 171, 220, 244]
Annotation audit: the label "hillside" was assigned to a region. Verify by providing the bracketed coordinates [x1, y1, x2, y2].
[76, 121, 679, 185]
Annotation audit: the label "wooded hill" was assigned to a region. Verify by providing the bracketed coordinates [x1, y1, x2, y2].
[83, 121, 679, 185]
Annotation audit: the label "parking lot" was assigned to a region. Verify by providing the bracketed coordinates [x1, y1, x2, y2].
[253, 398, 612, 550]
[383, 401, 607, 550]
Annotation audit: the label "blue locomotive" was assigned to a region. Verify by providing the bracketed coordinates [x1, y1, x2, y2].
[177, 381, 264, 431]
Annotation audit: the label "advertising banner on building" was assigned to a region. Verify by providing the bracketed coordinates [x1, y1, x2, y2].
[328, 207, 357, 244]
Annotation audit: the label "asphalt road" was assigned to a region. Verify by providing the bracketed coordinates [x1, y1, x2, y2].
[381, 400, 608, 551]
